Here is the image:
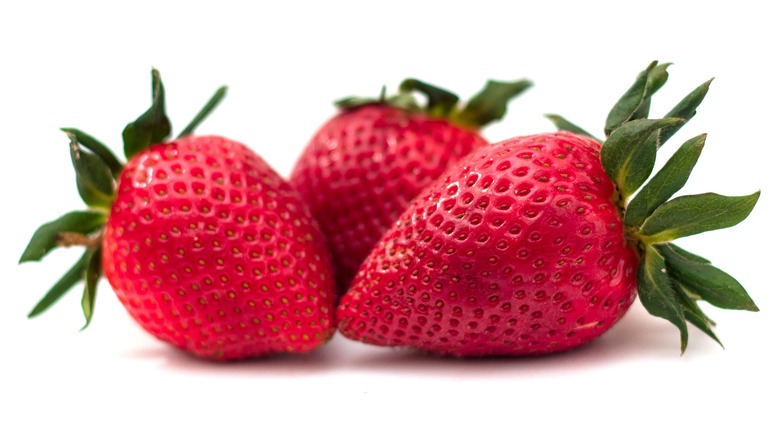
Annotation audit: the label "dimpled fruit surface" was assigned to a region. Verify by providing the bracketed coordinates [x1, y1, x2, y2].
[338, 132, 639, 356]
[291, 104, 488, 291]
[102, 136, 336, 360]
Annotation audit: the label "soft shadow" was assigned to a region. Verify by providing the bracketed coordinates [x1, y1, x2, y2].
[341, 306, 720, 377]
[121, 307, 720, 376]
[123, 337, 344, 376]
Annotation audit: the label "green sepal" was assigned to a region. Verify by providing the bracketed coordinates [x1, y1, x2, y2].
[632, 63, 671, 121]
[61, 128, 123, 177]
[455, 79, 532, 128]
[178, 85, 228, 138]
[604, 61, 664, 136]
[637, 245, 689, 353]
[68, 133, 116, 209]
[335, 96, 382, 110]
[544, 114, 598, 139]
[658, 243, 759, 311]
[600, 118, 684, 199]
[81, 245, 102, 329]
[19, 210, 106, 263]
[335, 86, 420, 112]
[658, 78, 713, 148]
[122, 69, 172, 160]
[663, 242, 710, 264]
[624, 134, 706, 228]
[399, 78, 460, 118]
[672, 280, 723, 347]
[639, 192, 760, 243]
[28, 250, 90, 318]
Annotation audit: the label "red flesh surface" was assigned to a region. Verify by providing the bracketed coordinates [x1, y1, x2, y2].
[290, 104, 488, 292]
[338, 132, 638, 356]
[103, 136, 336, 360]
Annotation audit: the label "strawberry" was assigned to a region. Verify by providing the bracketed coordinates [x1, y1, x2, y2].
[337, 62, 759, 356]
[20, 70, 336, 360]
[290, 78, 531, 292]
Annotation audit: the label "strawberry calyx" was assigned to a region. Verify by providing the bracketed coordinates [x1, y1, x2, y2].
[19, 69, 227, 328]
[335, 77, 532, 130]
[548, 61, 760, 353]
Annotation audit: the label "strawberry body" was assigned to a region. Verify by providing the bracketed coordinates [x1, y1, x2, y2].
[337, 132, 638, 356]
[290, 104, 488, 292]
[103, 135, 336, 360]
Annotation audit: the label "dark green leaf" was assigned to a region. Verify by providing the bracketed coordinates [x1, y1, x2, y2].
[81, 246, 103, 329]
[671, 280, 723, 347]
[335, 95, 381, 110]
[19, 210, 106, 262]
[600, 118, 684, 198]
[456, 79, 532, 128]
[624, 134, 706, 227]
[604, 61, 657, 136]
[68, 133, 116, 208]
[637, 245, 688, 353]
[658, 243, 759, 311]
[399, 78, 459, 119]
[122, 69, 172, 160]
[28, 251, 90, 318]
[544, 114, 598, 139]
[658, 78, 713, 148]
[61, 128, 123, 176]
[640, 192, 760, 242]
[632, 63, 672, 121]
[665, 242, 710, 264]
[178, 86, 228, 138]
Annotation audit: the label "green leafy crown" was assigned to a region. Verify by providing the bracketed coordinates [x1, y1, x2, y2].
[19, 69, 227, 329]
[547, 61, 760, 353]
[335, 77, 532, 130]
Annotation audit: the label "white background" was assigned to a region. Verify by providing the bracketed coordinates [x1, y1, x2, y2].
[1, 1, 777, 437]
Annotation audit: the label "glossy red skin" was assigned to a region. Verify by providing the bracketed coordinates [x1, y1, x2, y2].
[102, 136, 336, 360]
[338, 132, 639, 356]
[290, 104, 488, 292]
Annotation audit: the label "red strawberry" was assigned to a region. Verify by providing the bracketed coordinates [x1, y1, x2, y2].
[337, 62, 759, 356]
[20, 70, 336, 360]
[290, 78, 531, 292]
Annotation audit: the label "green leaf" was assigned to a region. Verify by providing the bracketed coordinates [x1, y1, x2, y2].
[604, 61, 657, 136]
[600, 118, 684, 198]
[81, 246, 103, 329]
[544, 114, 598, 139]
[637, 245, 688, 353]
[122, 68, 172, 160]
[399, 78, 459, 119]
[658, 78, 713, 148]
[335, 96, 380, 110]
[178, 85, 228, 138]
[657, 243, 759, 311]
[28, 251, 90, 318]
[664, 242, 710, 264]
[456, 79, 532, 128]
[61, 128, 123, 177]
[624, 134, 706, 227]
[19, 210, 106, 263]
[672, 280, 723, 347]
[68, 133, 116, 208]
[631, 62, 672, 121]
[639, 192, 760, 243]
